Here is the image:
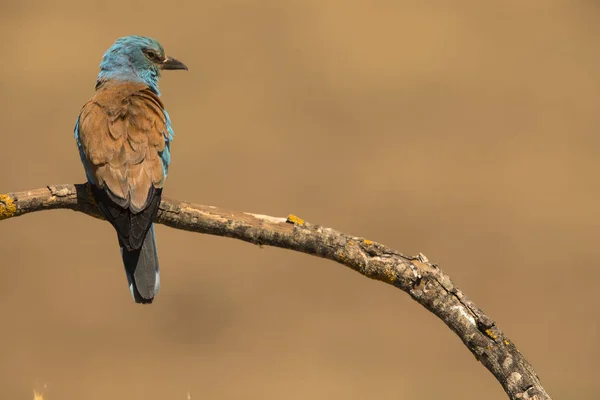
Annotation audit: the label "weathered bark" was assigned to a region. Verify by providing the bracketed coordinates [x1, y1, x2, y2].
[0, 183, 551, 400]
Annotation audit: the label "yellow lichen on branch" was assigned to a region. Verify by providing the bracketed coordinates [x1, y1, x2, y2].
[286, 214, 305, 226]
[486, 328, 498, 340]
[0, 194, 17, 220]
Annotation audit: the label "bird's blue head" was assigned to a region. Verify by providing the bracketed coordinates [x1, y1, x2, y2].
[96, 35, 187, 94]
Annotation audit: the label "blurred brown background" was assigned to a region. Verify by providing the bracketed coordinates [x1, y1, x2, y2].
[0, 0, 598, 399]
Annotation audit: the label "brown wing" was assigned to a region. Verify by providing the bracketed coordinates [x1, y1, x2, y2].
[78, 82, 169, 212]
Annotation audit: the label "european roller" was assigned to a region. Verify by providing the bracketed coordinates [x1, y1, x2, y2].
[74, 36, 187, 304]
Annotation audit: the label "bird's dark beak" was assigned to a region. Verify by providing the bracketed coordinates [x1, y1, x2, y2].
[160, 56, 188, 71]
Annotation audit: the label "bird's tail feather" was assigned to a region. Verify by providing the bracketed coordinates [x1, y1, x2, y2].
[120, 224, 160, 304]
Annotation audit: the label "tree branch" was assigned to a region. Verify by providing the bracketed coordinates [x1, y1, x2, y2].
[0, 183, 551, 400]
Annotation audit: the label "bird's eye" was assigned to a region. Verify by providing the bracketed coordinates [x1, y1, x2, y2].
[145, 50, 158, 60]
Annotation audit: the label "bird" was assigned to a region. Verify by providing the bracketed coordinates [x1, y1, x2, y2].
[74, 36, 187, 304]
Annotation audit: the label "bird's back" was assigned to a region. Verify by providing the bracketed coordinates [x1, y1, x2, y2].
[76, 80, 170, 250]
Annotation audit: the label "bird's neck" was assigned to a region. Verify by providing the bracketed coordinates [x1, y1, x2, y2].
[96, 56, 161, 94]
